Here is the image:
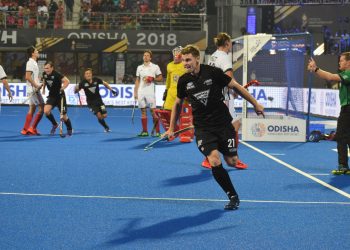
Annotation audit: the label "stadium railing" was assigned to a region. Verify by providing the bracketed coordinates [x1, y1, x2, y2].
[0, 11, 206, 31]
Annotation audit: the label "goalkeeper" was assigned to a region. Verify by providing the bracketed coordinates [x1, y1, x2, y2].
[159, 46, 194, 143]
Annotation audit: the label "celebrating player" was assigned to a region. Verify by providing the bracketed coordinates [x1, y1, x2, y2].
[21, 46, 44, 136]
[75, 68, 117, 132]
[164, 45, 264, 210]
[203, 32, 248, 170]
[134, 50, 163, 137]
[42, 61, 73, 136]
[0, 65, 13, 102]
[308, 54, 350, 175]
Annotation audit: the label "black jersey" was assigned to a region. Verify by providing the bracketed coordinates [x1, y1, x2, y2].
[43, 70, 64, 97]
[78, 77, 104, 105]
[177, 64, 232, 129]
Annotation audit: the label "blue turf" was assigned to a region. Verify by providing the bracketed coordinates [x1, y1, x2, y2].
[0, 106, 349, 249]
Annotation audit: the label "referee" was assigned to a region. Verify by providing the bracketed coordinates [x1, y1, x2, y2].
[42, 61, 73, 135]
[165, 45, 264, 210]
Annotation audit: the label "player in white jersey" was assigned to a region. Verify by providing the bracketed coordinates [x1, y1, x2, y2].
[21, 46, 44, 135]
[134, 50, 163, 137]
[0, 65, 13, 103]
[204, 32, 247, 169]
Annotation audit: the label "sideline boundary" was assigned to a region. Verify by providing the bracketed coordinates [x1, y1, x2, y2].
[1, 192, 350, 205]
[241, 141, 350, 199]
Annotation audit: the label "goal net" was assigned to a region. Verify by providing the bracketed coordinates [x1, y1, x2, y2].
[231, 33, 313, 142]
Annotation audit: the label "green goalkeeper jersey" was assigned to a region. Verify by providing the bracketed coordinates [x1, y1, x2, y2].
[338, 70, 350, 106]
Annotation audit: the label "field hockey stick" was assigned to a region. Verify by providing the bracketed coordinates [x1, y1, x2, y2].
[144, 125, 194, 151]
[76, 84, 82, 106]
[243, 79, 260, 89]
[242, 79, 265, 118]
[131, 100, 136, 124]
[77, 91, 82, 106]
[59, 94, 65, 138]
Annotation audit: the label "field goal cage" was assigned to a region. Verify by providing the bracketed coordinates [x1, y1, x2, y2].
[231, 33, 313, 142]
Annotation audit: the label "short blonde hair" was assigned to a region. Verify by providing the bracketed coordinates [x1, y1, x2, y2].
[181, 45, 200, 58]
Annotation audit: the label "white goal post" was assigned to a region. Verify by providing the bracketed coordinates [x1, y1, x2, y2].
[232, 33, 312, 142]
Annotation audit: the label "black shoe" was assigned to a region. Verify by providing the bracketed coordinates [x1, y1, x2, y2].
[224, 195, 240, 210]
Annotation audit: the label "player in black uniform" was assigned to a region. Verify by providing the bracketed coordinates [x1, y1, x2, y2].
[75, 68, 117, 132]
[42, 61, 73, 135]
[164, 45, 264, 210]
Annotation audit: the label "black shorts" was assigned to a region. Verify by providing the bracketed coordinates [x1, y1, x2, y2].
[89, 101, 107, 115]
[46, 95, 67, 114]
[195, 125, 237, 157]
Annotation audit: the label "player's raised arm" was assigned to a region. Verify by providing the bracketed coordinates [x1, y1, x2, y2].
[228, 79, 264, 117]
[102, 80, 117, 96]
[308, 57, 341, 82]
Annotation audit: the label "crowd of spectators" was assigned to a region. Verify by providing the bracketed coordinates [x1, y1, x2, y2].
[79, 0, 205, 30]
[0, 0, 65, 29]
[322, 26, 350, 55]
[240, 0, 350, 5]
[0, 0, 205, 30]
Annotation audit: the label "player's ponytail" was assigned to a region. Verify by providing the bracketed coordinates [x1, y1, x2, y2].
[214, 32, 231, 47]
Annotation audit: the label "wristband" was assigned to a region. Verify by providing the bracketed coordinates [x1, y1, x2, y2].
[314, 67, 320, 73]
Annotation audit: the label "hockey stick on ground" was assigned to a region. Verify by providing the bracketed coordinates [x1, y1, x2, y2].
[144, 125, 194, 151]
[59, 94, 65, 138]
[131, 100, 136, 124]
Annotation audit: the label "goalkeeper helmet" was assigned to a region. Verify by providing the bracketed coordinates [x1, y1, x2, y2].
[172, 46, 183, 60]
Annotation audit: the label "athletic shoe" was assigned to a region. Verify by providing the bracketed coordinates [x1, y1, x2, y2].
[235, 159, 248, 169]
[50, 124, 58, 135]
[137, 131, 149, 137]
[224, 195, 240, 210]
[27, 127, 40, 136]
[67, 129, 73, 136]
[152, 132, 161, 137]
[20, 129, 29, 135]
[104, 127, 111, 133]
[201, 158, 211, 169]
[332, 165, 350, 175]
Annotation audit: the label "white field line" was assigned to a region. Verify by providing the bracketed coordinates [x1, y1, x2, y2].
[241, 141, 350, 200]
[0, 192, 349, 205]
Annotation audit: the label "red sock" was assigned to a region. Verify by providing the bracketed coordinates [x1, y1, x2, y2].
[23, 113, 33, 130]
[32, 112, 43, 129]
[153, 117, 160, 133]
[141, 117, 148, 132]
